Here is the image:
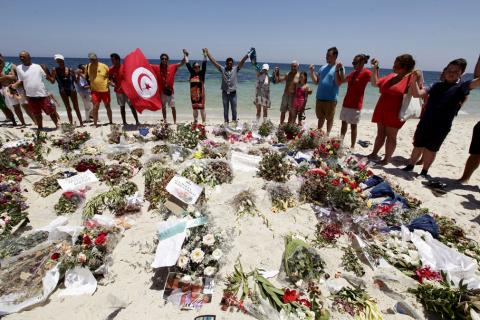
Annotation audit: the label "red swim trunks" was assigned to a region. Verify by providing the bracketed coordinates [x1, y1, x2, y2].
[27, 97, 56, 116]
[91, 91, 111, 105]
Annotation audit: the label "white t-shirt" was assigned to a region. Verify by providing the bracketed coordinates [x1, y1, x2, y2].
[16, 63, 48, 97]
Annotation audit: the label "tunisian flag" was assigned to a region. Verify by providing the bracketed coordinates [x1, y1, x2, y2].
[121, 48, 162, 113]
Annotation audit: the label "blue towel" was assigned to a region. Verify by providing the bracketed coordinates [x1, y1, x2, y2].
[369, 181, 395, 198]
[363, 175, 384, 189]
[407, 215, 439, 238]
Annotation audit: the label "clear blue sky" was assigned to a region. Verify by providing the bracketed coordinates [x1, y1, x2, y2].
[1, 0, 479, 72]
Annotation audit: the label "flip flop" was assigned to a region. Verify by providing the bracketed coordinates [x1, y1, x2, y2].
[423, 179, 448, 195]
[358, 140, 372, 148]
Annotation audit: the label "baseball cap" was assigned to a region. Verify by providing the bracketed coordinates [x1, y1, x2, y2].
[88, 52, 98, 59]
[53, 54, 64, 61]
[262, 63, 269, 71]
[291, 60, 299, 65]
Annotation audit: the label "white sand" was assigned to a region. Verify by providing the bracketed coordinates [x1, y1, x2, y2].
[2, 111, 479, 320]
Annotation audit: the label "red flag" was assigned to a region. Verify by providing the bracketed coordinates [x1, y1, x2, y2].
[121, 48, 162, 113]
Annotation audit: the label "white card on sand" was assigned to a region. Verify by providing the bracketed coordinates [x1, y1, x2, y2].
[57, 170, 98, 191]
[166, 175, 203, 205]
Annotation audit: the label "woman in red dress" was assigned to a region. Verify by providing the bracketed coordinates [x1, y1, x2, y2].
[368, 54, 416, 164]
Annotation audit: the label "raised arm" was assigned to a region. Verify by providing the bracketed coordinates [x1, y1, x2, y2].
[237, 52, 249, 71]
[205, 48, 222, 71]
[410, 70, 428, 98]
[0, 65, 16, 82]
[177, 49, 187, 68]
[370, 58, 380, 87]
[335, 62, 345, 86]
[45, 67, 56, 84]
[309, 65, 319, 84]
[471, 55, 480, 89]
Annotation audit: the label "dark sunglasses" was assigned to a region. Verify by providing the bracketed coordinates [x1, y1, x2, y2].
[352, 61, 359, 66]
[194, 316, 216, 320]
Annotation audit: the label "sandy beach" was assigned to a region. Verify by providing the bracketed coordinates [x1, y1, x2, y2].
[1, 111, 479, 320]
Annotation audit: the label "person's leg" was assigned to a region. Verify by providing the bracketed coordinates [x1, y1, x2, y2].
[369, 123, 386, 158]
[315, 100, 326, 131]
[105, 103, 113, 124]
[222, 91, 229, 123]
[120, 105, 127, 125]
[381, 126, 399, 164]
[200, 109, 206, 123]
[459, 155, 480, 183]
[340, 121, 348, 139]
[325, 102, 336, 136]
[80, 93, 92, 121]
[263, 105, 268, 120]
[231, 93, 237, 122]
[419, 149, 436, 175]
[128, 101, 140, 125]
[172, 107, 177, 124]
[280, 111, 286, 124]
[161, 94, 168, 122]
[193, 108, 198, 123]
[289, 110, 297, 124]
[403, 147, 424, 171]
[256, 104, 261, 122]
[350, 124, 357, 149]
[70, 91, 83, 126]
[60, 91, 73, 124]
[13, 104, 26, 126]
[3, 107, 16, 125]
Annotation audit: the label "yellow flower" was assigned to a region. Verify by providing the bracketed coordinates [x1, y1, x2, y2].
[367, 200, 372, 208]
[343, 187, 351, 192]
[329, 150, 334, 155]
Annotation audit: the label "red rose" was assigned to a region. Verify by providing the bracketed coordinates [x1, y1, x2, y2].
[415, 266, 442, 283]
[299, 298, 312, 309]
[331, 179, 340, 187]
[51, 252, 60, 260]
[349, 182, 358, 189]
[94, 232, 108, 246]
[282, 288, 299, 304]
[333, 143, 340, 149]
[342, 177, 350, 183]
[308, 168, 327, 176]
[83, 234, 92, 246]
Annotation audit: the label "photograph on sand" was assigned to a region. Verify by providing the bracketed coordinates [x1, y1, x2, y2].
[1, 1, 480, 320]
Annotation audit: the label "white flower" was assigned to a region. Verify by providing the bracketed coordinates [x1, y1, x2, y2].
[181, 274, 192, 283]
[77, 253, 87, 263]
[202, 234, 215, 246]
[212, 248, 223, 260]
[177, 256, 189, 269]
[190, 248, 205, 264]
[194, 210, 201, 218]
[181, 249, 189, 256]
[204, 266, 216, 277]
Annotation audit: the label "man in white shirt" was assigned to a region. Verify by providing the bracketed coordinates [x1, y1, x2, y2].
[10, 51, 59, 130]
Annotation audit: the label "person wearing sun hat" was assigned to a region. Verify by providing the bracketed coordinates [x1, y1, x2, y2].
[45, 53, 84, 126]
[254, 63, 272, 123]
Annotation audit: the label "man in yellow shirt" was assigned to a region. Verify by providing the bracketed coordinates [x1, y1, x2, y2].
[86, 52, 112, 127]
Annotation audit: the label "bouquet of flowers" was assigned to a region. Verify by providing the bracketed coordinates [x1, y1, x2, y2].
[33, 172, 65, 197]
[283, 235, 326, 285]
[221, 260, 330, 320]
[326, 173, 366, 213]
[0, 181, 28, 239]
[54, 190, 86, 215]
[80, 145, 102, 156]
[0, 142, 36, 167]
[409, 278, 480, 319]
[257, 151, 293, 183]
[173, 210, 229, 278]
[290, 129, 322, 151]
[276, 123, 301, 142]
[143, 162, 176, 210]
[193, 142, 229, 160]
[52, 131, 91, 151]
[170, 123, 206, 149]
[97, 164, 133, 186]
[313, 137, 343, 160]
[344, 156, 372, 183]
[107, 124, 124, 144]
[108, 152, 142, 169]
[151, 122, 173, 141]
[151, 144, 169, 155]
[267, 183, 297, 213]
[74, 157, 105, 173]
[258, 119, 274, 137]
[341, 247, 365, 277]
[60, 122, 75, 134]
[53, 222, 121, 275]
[314, 223, 343, 246]
[299, 170, 330, 204]
[82, 182, 138, 218]
[231, 189, 270, 229]
[182, 161, 233, 187]
[332, 286, 383, 320]
[0, 230, 49, 259]
[0, 166, 24, 183]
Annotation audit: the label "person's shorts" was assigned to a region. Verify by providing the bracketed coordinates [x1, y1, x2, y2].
[469, 122, 480, 155]
[339, 106, 361, 124]
[27, 96, 56, 116]
[315, 100, 337, 120]
[192, 103, 204, 110]
[413, 124, 450, 152]
[161, 93, 175, 108]
[91, 91, 111, 105]
[115, 92, 131, 106]
[280, 94, 293, 113]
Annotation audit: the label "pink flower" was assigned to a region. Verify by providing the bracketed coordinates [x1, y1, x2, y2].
[415, 266, 442, 283]
[282, 288, 299, 304]
[94, 232, 108, 246]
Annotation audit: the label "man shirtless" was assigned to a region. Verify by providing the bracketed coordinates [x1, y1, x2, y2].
[275, 61, 300, 124]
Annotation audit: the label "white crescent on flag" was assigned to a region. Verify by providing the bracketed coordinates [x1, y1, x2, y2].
[131, 67, 158, 98]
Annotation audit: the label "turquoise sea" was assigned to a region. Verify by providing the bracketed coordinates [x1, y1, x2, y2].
[3, 56, 479, 121]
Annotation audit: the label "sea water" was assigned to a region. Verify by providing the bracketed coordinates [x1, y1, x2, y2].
[4, 57, 479, 121]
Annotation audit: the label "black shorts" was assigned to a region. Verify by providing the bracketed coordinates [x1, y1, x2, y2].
[469, 122, 480, 155]
[413, 124, 450, 152]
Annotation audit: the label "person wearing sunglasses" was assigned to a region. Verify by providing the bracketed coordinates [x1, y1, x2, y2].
[185, 49, 207, 124]
[151, 50, 186, 124]
[338, 54, 372, 149]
